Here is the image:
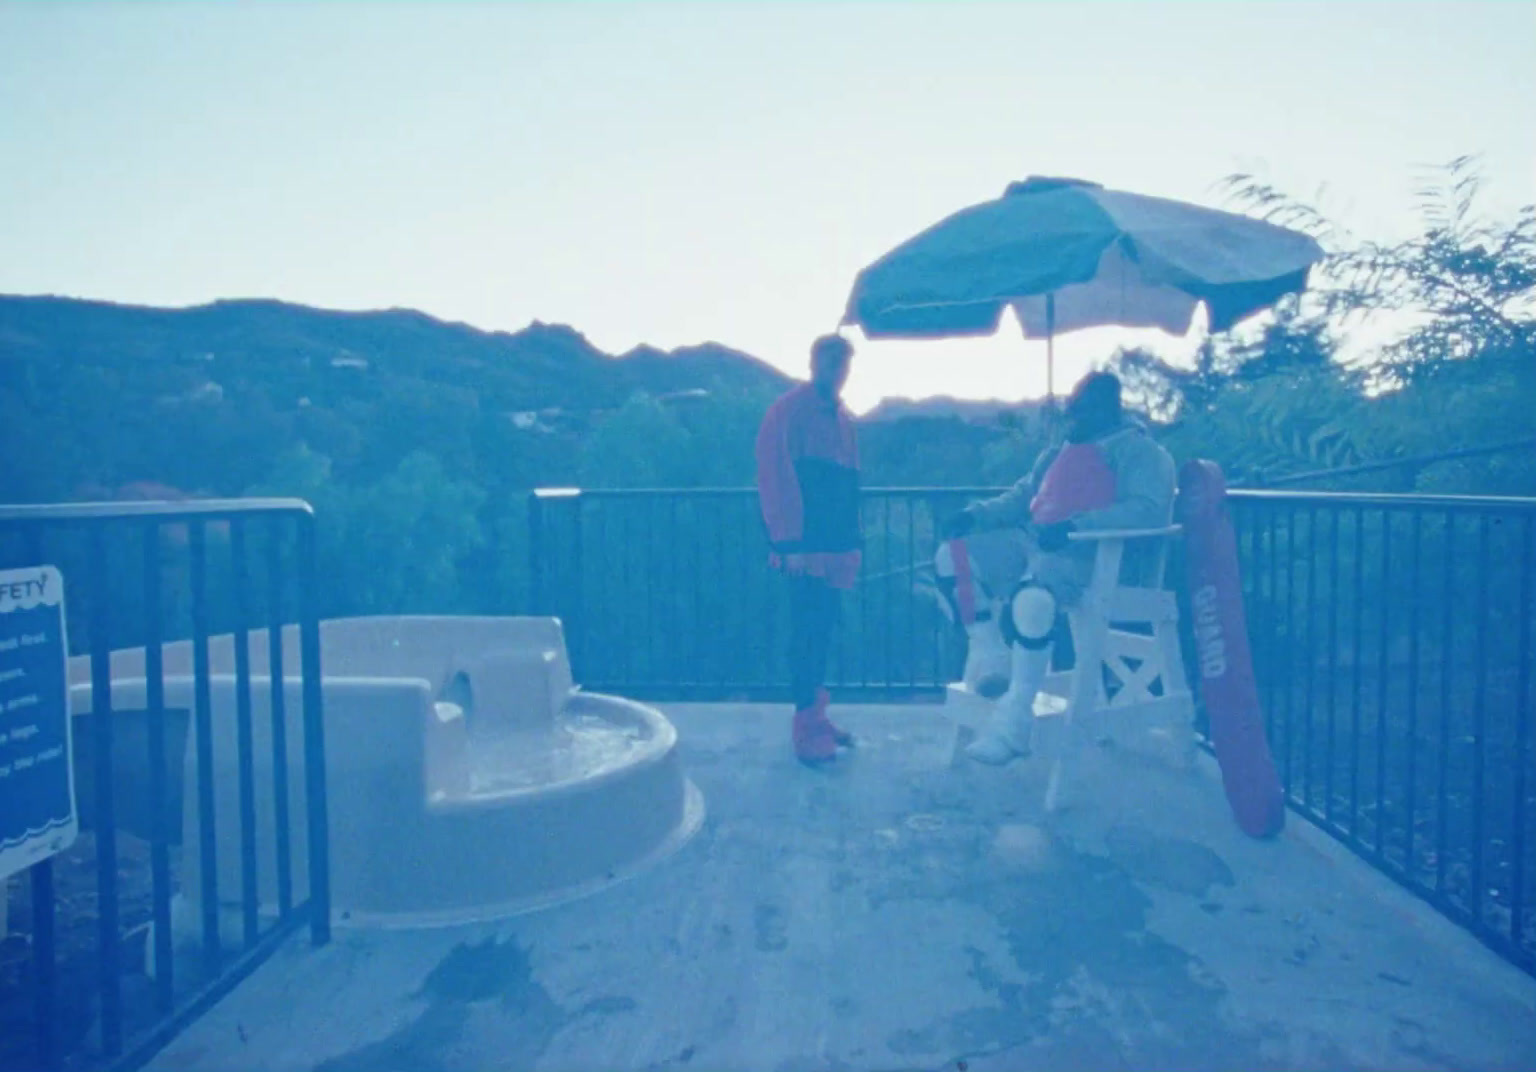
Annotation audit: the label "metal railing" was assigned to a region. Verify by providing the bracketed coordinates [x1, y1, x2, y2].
[528, 487, 989, 699]
[528, 485, 1536, 974]
[1245, 435, 1536, 489]
[1228, 490, 1535, 975]
[0, 500, 331, 1072]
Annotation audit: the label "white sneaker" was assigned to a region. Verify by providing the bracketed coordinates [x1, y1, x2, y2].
[965, 695, 1034, 764]
[965, 643, 1049, 766]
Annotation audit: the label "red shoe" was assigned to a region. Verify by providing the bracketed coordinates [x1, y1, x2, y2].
[815, 688, 855, 748]
[793, 705, 837, 764]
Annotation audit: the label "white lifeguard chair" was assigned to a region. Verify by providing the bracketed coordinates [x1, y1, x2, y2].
[947, 526, 1197, 812]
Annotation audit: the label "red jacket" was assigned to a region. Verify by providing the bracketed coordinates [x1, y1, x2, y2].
[755, 384, 862, 588]
[1028, 442, 1117, 524]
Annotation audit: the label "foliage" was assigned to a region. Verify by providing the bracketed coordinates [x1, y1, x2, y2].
[4, 159, 1534, 623]
[1109, 158, 1535, 491]
[576, 384, 772, 489]
[1110, 305, 1371, 484]
[245, 446, 486, 618]
[1222, 157, 1536, 382]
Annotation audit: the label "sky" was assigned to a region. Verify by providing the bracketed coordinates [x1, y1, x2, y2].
[1, 1, 1533, 413]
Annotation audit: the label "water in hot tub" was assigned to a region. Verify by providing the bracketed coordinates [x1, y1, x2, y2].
[467, 710, 649, 793]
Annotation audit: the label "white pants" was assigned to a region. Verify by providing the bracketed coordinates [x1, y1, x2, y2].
[953, 528, 1095, 608]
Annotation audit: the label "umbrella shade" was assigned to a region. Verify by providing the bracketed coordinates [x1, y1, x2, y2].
[845, 176, 1325, 340]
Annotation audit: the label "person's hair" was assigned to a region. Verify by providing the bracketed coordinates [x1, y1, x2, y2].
[1070, 370, 1122, 415]
[810, 334, 854, 367]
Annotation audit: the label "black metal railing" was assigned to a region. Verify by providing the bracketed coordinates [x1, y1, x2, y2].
[1246, 435, 1536, 490]
[0, 500, 331, 1072]
[528, 487, 990, 699]
[528, 485, 1536, 974]
[1228, 491, 1535, 975]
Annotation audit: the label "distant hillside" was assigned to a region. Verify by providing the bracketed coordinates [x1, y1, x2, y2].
[0, 295, 791, 411]
[0, 295, 795, 502]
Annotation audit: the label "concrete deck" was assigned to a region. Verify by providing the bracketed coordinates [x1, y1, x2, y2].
[147, 703, 1536, 1072]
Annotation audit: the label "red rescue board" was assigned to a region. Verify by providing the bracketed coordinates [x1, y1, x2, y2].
[1178, 460, 1285, 838]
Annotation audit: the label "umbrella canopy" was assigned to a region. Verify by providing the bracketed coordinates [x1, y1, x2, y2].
[845, 176, 1325, 362]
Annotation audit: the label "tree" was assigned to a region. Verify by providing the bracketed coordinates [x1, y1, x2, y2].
[671, 382, 779, 487]
[578, 392, 695, 488]
[247, 446, 486, 617]
[1107, 158, 1535, 491]
[342, 451, 486, 614]
[1109, 306, 1367, 484]
[1223, 156, 1535, 385]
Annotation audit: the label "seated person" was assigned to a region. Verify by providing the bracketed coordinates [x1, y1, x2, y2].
[934, 371, 1176, 765]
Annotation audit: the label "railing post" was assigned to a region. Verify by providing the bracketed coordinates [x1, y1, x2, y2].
[528, 491, 545, 615]
[1512, 516, 1533, 960]
[298, 513, 331, 946]
[266, 523, 294, 920]
[528, 488, 582, 619]
[87, 526, 124, 1057]
[22, 526, 60, 1070]
[569, 497, 585, 679]
[142, 521, 174, 1015]
[230, 522, 260, 950]
[189, 523, 221, 975]
[29, 861, 58, 1069]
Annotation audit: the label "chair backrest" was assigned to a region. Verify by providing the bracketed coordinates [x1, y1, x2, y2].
[1082, 526, 1182, 605]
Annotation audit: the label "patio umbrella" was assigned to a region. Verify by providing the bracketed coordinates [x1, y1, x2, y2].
[843, 176, 1325, 397]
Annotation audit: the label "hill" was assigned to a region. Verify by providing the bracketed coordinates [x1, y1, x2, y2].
[0, 295, 795, 502]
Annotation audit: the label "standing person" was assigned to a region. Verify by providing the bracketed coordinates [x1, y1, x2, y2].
[755, 334, 862, 764]
[935, 371, 1176, 764]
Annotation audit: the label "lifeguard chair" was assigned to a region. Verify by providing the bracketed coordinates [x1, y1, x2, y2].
[945, 525, 1197, 811]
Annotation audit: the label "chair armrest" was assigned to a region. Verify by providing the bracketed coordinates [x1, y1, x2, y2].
[1067, 525, 1182, 542]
